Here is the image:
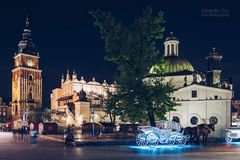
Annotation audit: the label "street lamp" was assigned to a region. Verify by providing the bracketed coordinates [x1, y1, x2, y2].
[90, 105, 95, 137]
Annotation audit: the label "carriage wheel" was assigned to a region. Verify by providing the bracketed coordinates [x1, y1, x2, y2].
[175, 135, 187, 146]
[167, 136, 175, 145]
[225, 132, 232, 143]
[146, 132, 159, 147]
[136, 132, 147, 146]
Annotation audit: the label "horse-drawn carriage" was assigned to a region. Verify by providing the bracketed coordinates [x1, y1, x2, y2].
[136, 120, 187, 147]
[225, 127, 240, 143]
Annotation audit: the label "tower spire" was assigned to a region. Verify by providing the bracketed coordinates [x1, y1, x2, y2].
[72, 69, 77, 80]
[61, 74, 65, 85]
[66, 69, 70, 81]
[17, 15, 37, 55]
[25, 15, 30, 28]
[22, 15, 31, 40]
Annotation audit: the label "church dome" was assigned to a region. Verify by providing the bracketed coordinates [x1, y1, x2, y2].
[87, 77, 101, 86]
[150, 32, 195, 76]
[150, 56, 194, 76]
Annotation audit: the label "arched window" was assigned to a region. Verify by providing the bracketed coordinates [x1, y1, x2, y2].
[167, 45, 170, 55]
[171, 44, 174, 55]
[28, 74, 33, 81]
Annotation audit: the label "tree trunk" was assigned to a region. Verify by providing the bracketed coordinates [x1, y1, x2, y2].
[109, 113, 113, 124]
[148, 111, 156, 127]
[113, 110, 116, 124]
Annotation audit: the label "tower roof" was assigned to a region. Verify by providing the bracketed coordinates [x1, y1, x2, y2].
[17, 16, 38, 56]
[165, 32, 178, 41]
[206, 48, 222, 60]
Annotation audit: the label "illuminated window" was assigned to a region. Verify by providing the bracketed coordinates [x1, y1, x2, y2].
[209, 116, 218, 125]
[190, 116, 198, 125]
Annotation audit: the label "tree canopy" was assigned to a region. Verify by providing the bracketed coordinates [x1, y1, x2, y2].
[90, 7, 178, 126]
[28, 108, 52, 124]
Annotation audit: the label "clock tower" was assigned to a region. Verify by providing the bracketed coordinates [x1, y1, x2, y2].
[12, 17, 42, 121]
[206, 48, 222, 86]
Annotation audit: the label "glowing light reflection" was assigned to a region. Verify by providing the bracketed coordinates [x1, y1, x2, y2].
[224, 141, 240, 145]
[128, 145, 196, 154]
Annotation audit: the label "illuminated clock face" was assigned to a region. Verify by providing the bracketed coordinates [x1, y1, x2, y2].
[26, 57, 34, 67]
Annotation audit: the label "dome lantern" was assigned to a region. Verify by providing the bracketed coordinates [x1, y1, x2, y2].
[164, 32, 179, 57]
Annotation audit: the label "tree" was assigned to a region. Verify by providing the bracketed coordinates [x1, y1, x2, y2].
[42, 108, 52, 122]
[103, 91, 120, 124]
[28, 108, 52, 123]
[90, 7, 178, 126]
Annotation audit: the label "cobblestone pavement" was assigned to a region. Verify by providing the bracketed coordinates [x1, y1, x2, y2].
[1, 132, 240, 160]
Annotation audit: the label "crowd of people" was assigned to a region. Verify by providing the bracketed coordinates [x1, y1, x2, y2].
[0, 124, 11, 132]
[12, 126, 39, 147]
[12, 126, 75, 146]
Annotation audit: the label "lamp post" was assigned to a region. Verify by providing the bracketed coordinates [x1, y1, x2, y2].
[90, 105, 95, 137]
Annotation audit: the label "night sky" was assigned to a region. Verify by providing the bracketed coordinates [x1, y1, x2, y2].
[0, 0, 239, 107]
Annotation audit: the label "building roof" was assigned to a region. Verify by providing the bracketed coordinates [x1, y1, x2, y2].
[176, 83, 233, 92]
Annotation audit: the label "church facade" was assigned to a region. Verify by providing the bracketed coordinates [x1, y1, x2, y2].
[149, 32, 233, 138]
[11, 17, 42, 121]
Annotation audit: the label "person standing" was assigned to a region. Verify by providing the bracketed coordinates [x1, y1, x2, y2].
[30, 130, 38, 147]
[20, 127, 24, 141]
